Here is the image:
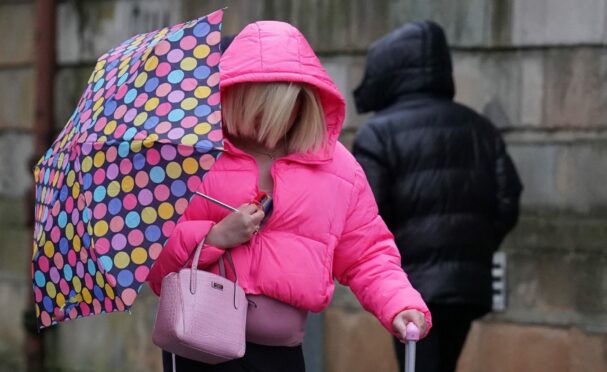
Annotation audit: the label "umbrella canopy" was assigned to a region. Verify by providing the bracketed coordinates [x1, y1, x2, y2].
[32, 10, 224, 328]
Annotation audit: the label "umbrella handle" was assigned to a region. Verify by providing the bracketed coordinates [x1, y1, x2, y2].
[406, 323, 420, 341]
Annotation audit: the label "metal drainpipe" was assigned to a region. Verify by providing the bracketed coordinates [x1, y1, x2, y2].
[33, 0, 56, 156]
[25, 0, 56, 371]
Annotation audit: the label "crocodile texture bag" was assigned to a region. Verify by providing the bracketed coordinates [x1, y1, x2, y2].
[152, 239, 247, 364]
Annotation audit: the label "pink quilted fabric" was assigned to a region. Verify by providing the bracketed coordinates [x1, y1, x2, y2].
[147, 21, 431, 336]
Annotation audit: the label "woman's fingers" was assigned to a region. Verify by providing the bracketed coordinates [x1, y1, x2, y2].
[212, 203, 266, 247]
[247, 210, 264, 235]
[250, 208, 265, 223]
[237, 203, 259, 214]
[409, 312, 427, 336]
[239, 203, 265, 223]
[393, 309, 428, 342]
[234, 203, 265, 234]
[392, 314, 408, 340]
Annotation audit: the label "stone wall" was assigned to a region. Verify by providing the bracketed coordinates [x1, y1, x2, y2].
[1, 0, 606, 371]
[0, 0, 36, 369]
[0, 1, 178, 371]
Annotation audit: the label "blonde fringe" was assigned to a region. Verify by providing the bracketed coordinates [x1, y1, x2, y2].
[222, 82, 326, 153]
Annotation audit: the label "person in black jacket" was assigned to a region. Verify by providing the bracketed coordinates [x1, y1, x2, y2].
[352, 20, 523, 372]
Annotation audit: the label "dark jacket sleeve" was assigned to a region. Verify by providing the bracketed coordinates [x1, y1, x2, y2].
[493, 133, 523, 244]
[352, 123, 393, 222]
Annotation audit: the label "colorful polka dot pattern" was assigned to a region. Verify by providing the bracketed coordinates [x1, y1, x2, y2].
[32, 10, 224, 328]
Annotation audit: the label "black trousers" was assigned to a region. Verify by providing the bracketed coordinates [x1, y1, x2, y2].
[162, 343, 305, 372]
[394, 304, 489, 372]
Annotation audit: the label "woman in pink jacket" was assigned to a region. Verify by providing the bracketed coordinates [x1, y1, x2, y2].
[148, 20, 431, 372]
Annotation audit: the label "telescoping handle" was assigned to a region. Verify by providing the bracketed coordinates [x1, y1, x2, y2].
[405, 323, 420, 372]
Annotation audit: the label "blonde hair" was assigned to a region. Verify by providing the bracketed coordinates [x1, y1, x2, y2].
[221, 82, 327, 153]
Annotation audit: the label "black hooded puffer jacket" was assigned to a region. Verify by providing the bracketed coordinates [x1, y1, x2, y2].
[352, 21, 523, 308]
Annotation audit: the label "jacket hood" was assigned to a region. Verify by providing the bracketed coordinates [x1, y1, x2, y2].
[354, 20, 455, 113]
[220, 21, 346, 163]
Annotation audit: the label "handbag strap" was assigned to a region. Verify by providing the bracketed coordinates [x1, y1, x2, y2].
[189, 238, 239, 301]
[190, 238, 237, 279]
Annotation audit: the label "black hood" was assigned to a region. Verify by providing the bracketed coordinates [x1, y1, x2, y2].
[354, 20, 455, 113]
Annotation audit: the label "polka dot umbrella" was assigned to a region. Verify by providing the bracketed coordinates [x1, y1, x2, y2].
[32, 10, 224, 328]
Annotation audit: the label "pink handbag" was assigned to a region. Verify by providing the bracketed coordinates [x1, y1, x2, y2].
[152, 238, 247, 364]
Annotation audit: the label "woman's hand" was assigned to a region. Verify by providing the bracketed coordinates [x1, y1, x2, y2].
[392, 309, 428, 342]
[206, 204, 265, 249]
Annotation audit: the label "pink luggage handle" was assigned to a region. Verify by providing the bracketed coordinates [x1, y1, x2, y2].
[406, 322, 420, 341]
[405, 323, 420, 372]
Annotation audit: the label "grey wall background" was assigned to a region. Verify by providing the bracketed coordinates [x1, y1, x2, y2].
[0, 0, 606, 371]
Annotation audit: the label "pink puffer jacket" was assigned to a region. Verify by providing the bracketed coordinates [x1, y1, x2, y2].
[147, 21, 431, 336]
